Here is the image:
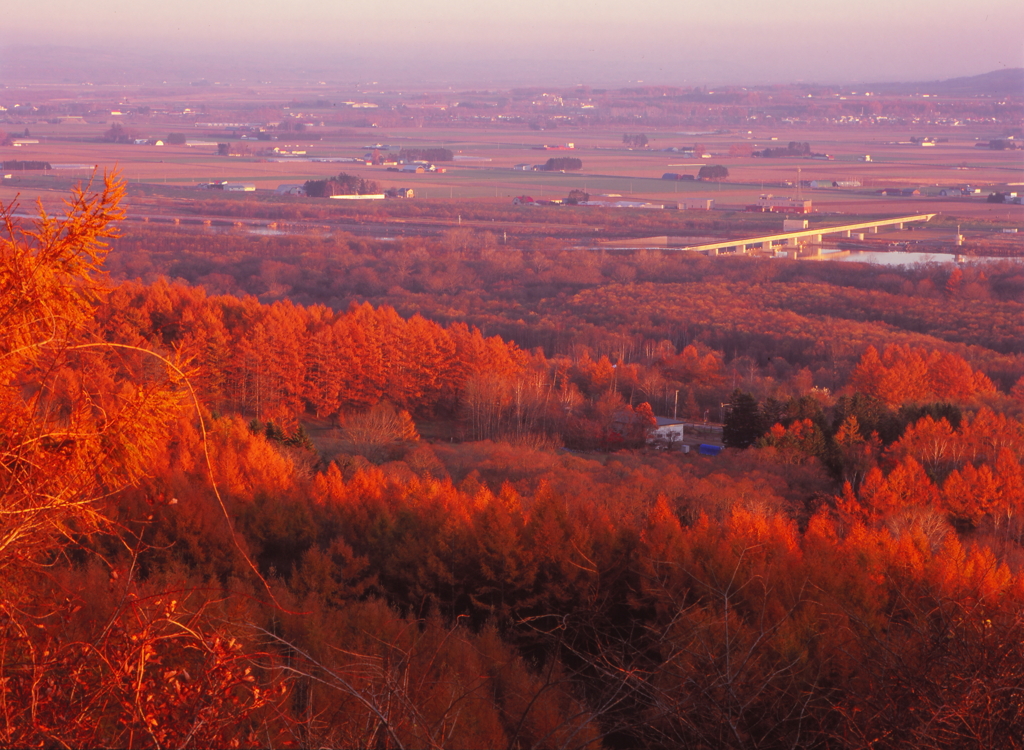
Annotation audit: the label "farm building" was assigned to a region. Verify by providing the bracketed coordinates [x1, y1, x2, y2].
[647, 417, 686, 448]
[678, 199, 714, 210]
[751, 195, 812, 214]
[197, 181, 255, 191]
[513, 196, 535, 205]
[275, 184, 306, 196]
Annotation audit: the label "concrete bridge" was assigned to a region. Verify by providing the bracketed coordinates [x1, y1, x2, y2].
[600, 214, 937, 255]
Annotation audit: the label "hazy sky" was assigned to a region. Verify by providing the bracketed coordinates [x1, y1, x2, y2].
[4, 0, 1023, 84]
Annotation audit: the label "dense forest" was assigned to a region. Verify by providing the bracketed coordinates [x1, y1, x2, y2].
[4, 178, 1024, 748]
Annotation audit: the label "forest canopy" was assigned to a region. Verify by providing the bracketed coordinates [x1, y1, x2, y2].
[4, 180, 1024, 748]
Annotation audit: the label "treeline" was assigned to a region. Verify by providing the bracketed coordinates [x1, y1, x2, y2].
[102, 122, 138, 143]
[697, 164, 728, 180]
[97, 279, 1019, 462]
[542, 156, 583, 171]
[2, 160, 51, 170]
[106, 225, 1024, 390]
[756, 140, 811, 157]
[100, 281, 523, 428]
[303, 172, 382, 197]
[399, 147, 454, 162]
[722, 343, 1011, 472]
[89, 280, 758, 449]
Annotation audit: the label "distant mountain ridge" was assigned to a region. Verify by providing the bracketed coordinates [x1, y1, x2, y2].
[864, 68, 1024, 96]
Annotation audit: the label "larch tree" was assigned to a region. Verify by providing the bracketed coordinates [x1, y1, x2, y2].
[0, 175, 190, 568]
[0, 176, 282, 746]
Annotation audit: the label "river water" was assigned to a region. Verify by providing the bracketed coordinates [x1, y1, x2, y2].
[827, 250, 1023, 266]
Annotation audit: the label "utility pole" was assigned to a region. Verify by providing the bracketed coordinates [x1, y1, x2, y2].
[673, 390, 679, 419]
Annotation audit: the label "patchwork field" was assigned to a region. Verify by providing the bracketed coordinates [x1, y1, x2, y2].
[3, 82, 1022, 240]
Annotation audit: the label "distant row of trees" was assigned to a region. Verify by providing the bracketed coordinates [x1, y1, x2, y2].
[541, 157, 582, 171]
[102, 123, 138, 143]
[697, 164, 729, 180]
[1, 160, 51, 170]
[304, 172, 382, 197]
[622, 133, 649, 148]
[986, 139, 1022, 150]
[756, 141, 811, 158]
[399, 147, 453, 162]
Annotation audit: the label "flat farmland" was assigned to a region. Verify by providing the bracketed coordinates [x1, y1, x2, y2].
[2, 83, 1022, 238]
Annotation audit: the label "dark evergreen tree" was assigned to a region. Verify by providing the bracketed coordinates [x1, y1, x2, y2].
[723, 389, 765, 448]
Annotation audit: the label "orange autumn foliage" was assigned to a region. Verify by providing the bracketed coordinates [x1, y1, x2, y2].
[850, 344, 995, 407]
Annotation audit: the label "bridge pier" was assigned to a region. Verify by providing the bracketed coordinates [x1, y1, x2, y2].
[843, 230, 851, 238]
[868, 226, 878, 233]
